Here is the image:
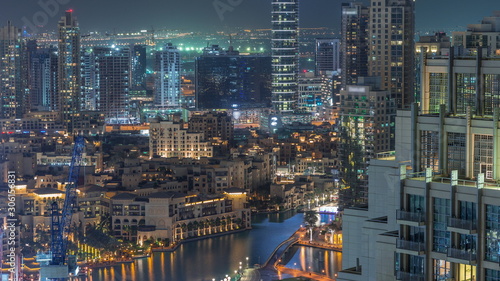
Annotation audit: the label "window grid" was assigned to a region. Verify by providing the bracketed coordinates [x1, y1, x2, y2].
[486, 205, 500, 262]
[486, 269, 500, 281]
[420, 130, 440, 172]
[484, 74, 500, 115]
[428, 73, 448, 113]
[447, 132, 466, 176]
[473, 134, 493, 179]
[433, 197, 450, 254]
[456, 73, 476, 114]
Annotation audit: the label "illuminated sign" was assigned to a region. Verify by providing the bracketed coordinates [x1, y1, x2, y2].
[348, 86, 367, 93]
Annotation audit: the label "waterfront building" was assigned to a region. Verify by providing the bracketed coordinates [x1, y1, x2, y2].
[368, 0, 415, 109]
[154, 43, 181, 109]
[149, 119, 213, 159]
[109, 191, 251, 244]
[58, 10, 81, 132]
[339, 54, 500, 281]
[271, 0, 299, 113]
[315, 38, 341, 76]
[341, 2, 369, 89]
[195, 45, 271, 109]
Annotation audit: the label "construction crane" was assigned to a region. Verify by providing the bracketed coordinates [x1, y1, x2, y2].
[48, 136, 85, 278]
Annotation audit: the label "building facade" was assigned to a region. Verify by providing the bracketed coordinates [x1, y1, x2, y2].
[315, 38, 341, 76]
[149, 120, 213, 159]
[338, 82, 395, 206]
[339, 53, 500, 281]
[297, 72, 330, 113]
[94, 46, 131, 122]
[188, 111, 234, 141]
[452, 11, 500, 56]
[154, 43, 181, 108]
[195, 45, 271, 109]
[341, 2, 369, 89]
[0, 21, 22, 119]
[368, 0, 415, 109]
[271, 0, 299, 112]
[58, 10, 81, 132]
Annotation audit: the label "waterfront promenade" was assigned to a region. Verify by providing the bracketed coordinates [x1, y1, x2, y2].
[247, 224, 341, 281]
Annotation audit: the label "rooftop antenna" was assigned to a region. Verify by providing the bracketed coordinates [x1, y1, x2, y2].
[228, 33, 234, 52]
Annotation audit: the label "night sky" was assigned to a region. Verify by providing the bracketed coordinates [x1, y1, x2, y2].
[1, 0, 499, 33]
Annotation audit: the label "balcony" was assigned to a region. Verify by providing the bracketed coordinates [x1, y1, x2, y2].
[447, 248, 476, 265]
[396, 210, 426, 226]
[396, 238, 426, 255]
[447, 217, 477, 234]
[395, 271, 425, 281]
[138, 225, 156, 232]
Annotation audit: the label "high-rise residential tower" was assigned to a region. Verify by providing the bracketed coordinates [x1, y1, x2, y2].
[26, 40, 58, 111]
[154, 43, 181, 108]
[93, 46, 131, 122]
[131, 44, 147, 92]
[58, 9, 81, 131]
[0, 22, 22, 118]
[341, 2, 369, 89]
[368, 0, 415, 109]
[271, 0, 299, 113]
[315, 38, 341, 76]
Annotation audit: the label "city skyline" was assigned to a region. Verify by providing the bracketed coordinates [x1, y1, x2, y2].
[1, 0, 499, 33]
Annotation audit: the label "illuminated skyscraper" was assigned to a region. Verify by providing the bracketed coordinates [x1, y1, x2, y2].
[58, 9, 81, 132]
[0, 21, 22, 118]
[271, 0, 299, 113]
[368, 0, 415, 109]
[131, 44, 147, 92]
[154, 43, 181, 108]
[341, 2, 369, 88]
[81, 45, 131, 121]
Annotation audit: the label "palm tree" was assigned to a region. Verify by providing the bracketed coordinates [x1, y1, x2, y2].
[304, 211, 318, 242]
[193, 221, 199, 236]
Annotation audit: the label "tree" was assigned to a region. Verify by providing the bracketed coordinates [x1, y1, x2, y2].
[304, 211, 319, 242]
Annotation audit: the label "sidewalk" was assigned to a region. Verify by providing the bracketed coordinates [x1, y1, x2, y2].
[240, 268, 261, 281]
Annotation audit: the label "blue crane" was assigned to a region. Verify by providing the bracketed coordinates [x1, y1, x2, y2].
[50, 136, 85, 267]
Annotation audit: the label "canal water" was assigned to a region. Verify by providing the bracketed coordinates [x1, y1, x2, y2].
[89, 211, 342, 281]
